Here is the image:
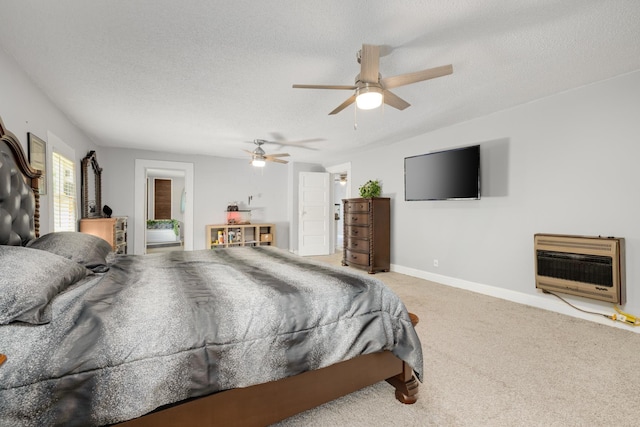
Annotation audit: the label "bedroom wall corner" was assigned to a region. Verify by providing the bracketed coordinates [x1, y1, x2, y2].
[0, 46, 99, 235]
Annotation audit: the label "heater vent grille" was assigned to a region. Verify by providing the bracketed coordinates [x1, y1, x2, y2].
[534, 234, 625, 304]
[536, 251, 613, 287]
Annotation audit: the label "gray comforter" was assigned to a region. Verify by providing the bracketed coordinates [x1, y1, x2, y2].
[0, 247, 423, 426]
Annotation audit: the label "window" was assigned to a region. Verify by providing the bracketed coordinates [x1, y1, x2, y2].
[52, 151, 76, 231]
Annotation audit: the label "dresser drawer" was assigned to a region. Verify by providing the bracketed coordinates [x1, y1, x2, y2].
[345, 201, 370, 214]
[345, 226, 368, 239]
[345, 213, 369, 226]
[344, 249, 370, 267]
[115, 218, 127, 232]
[346, 237, 369, 252]
[115, 231, 126, 245]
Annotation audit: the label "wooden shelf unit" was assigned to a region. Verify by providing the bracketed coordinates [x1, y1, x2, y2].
[79, 216, 128, 254]
[206, 223, 275, 249]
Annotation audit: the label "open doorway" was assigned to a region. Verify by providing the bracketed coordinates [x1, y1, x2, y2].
[326, 162, 351, 253]
[146, 170, 185, 253]
[134, 159, 194, 255]
[333, 173, 348, 250]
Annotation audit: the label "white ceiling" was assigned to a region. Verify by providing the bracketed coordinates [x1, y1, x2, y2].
[1, 1, 639, 164]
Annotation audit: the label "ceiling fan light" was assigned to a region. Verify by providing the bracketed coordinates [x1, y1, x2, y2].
[356, 86, 383, 110]
[252, 157, 266, 167]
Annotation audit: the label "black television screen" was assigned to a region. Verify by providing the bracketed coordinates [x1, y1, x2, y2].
[404, 145, 480, 201]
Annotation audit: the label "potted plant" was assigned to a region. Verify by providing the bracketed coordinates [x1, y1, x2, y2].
[358, 179, 381, 198]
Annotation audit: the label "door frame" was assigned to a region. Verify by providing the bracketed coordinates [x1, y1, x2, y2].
[325, 162, 351, 253]
[134, 159, 194, 254]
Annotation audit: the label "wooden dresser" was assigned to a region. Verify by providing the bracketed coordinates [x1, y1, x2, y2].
[79, 217, 128, 254]
[342, 198, 390, 273]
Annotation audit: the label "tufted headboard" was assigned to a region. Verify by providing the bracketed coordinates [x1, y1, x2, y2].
[0, 116, 42, 245]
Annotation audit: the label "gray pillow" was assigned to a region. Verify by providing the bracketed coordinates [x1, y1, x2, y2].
[27, 231, 112, 273]
[0, 246, 89, 325]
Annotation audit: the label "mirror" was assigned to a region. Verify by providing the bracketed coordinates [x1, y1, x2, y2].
[81, 151, 102, 218]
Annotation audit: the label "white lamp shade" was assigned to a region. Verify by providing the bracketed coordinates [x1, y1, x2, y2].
[356, 86, 383, 110]
[252, 158, 266, 167]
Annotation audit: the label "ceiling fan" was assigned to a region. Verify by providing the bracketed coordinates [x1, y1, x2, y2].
[267, 132, 324, 151]
[243, 139, 290, 167]
[293, 44, 453, 115]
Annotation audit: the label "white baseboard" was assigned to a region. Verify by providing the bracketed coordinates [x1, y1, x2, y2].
[390, 264, 638, 334]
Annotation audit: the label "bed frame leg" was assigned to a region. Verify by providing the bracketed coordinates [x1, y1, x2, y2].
[386, 361, 419, 404]
[386, 312, 420, 404]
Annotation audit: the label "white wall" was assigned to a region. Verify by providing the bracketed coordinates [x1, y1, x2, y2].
[345, 70, 640, 324]
[0, 47, 97, 234]
[101, 147, 290, 252]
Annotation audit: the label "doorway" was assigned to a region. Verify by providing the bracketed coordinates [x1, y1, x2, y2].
[325, 162, 351, 253]
[333, 173, 348, 250]
[146, 172, 185, 253]
[134, 159, 194, 255]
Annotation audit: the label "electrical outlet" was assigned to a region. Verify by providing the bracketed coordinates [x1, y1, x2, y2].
[433, 259, 439, 267]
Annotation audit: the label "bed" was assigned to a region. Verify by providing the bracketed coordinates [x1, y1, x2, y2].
[0, 117, 422, 426]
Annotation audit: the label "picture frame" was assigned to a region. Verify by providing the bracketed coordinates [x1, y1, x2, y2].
[28, 133, 47, 195]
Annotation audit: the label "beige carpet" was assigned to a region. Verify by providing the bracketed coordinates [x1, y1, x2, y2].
[273, 253, 640, 426]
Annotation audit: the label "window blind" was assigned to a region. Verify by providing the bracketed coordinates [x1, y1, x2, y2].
[52, 151, 77, 232]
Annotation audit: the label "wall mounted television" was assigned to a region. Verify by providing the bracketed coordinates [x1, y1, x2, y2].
[404, 144, 480, 201]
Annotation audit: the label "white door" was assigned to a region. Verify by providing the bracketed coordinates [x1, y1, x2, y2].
[298, 172, 331, 256]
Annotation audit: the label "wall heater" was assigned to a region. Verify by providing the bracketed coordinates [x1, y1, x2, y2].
[534, 234, 625, 304]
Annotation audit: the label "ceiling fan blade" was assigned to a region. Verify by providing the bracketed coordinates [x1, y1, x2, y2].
[267, 158, 289, 164]
[268, 133, 324, 149]
[242, 149, 254, 155]
[292, 84, 357, 90]
[284, 138, 324, 144]
[381, 64, 453, 90]
[383, 90, 411, 110]
[266, 153, 290, 158]
[276, 144, 318, 151]
[360, 44, 380, 83]
[329, 94, 357, 115]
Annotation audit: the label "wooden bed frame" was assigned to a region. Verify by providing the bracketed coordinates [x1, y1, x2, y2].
[0, 118, 42, 239]
[0, 117, 419, 426]
[119, 348, 418, 427]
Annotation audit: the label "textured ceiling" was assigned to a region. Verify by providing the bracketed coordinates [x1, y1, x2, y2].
[1, 0, 639, 164]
